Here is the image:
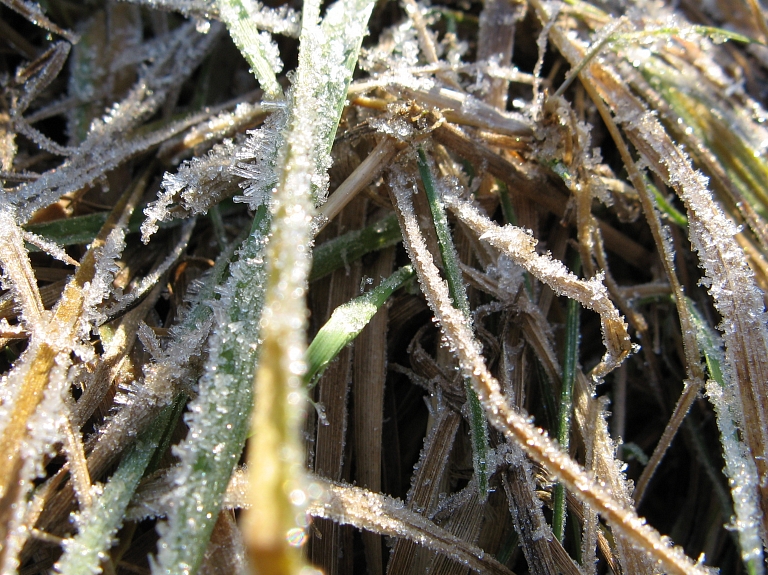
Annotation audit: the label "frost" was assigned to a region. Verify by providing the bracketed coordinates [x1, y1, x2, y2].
[232, 105, 288, 209]
[390, 157, 707, 575]
[78, 227, 126, 345]
[0, 205, 46, 332]
[706, 379, 765, 570]
[142, 139, 240, 242]
[11, 21, 223, 224]
[443, 189, 632, 378]
[21, 230, 78, 267]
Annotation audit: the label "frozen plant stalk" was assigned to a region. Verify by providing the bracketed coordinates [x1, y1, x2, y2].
[241, 0, 375, 570]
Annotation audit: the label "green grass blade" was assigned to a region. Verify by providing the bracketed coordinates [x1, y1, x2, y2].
[687, 298, 765, 575]
[23, 201, 240, 250]
[306, 265, 414, 384]
[217, 0, 283, 98]
[648, 182, 688, 229]
[153, 204, 271, 575]
[56, 400, 178, 575]
[553, 254, 581, 543]
[417, 146, 491, 501]
[310, 213, 402, 282]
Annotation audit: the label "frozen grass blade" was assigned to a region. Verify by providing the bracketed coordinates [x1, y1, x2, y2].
[553, 255, 581, 543]
[5, 1, 768, 573]
[217, 0, 283, 98]
[152, 205, 270, 575]
[444, 190, 632, 379]
[688, 299, 765, 575]
[416, 147, 490, 501]
[306, 265, 414, 383]
[0, 171, 146, 504]
[241, 0, 375, 571]
[56, 401, 178, 575]
[389, 170, 708, 575]
[585, 40, 768, 538]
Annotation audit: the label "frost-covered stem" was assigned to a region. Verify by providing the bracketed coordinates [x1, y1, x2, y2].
[390, 175, 709, 575]
[307, 477, 513, 575]
[56, 402, 176, 575]
[443, 191, 631, 379]
[152, 206, 270, 575]
[240, 0, 319, 569]
[416, 147, 490, 501]
[226, 470, 514, 575]
[0, 208, 46, 331]
[688, 300, 765, 575]
[570, 60, 704, 504]
[553, 254, 581, 543]
[241, 91, 316, 575]
[232, 0, 375, 568]
[0, 173, 143, 502]
[564, 20, 768, 541]
[217, 0, 282, 98]
[85, 227, 248, 484]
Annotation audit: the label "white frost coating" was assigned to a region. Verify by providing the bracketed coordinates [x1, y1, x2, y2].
[77, 228, 126, 352]
[142, 141, 239, 242]
[306, 476, 514, 575]
[442, 190, 631, 378]
[359, 18, 421, 74]
[606, 88, 768, 506]
[233, 0, 301, 37]
[111, 219, 194, 318]
[143, 105, 285, 242]
[131, 468, 513, 575]
[1, 351, 69, 575]
[154, 227, 269, 575]
[0, 206, 46, 332]
[21, 230, 78, 267]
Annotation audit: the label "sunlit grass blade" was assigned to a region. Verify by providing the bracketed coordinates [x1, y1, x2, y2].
[306, 265, 414, 383]
[241, 0, 376, 571]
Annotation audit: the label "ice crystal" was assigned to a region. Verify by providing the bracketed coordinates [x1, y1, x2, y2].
[232, 106, 287, 209]
[142, 141, 240, 242]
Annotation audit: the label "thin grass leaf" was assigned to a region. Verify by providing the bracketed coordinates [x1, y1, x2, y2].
[241, 0, 376, 571]
[553, 254, 581, 543]
[416, 146, 490, 502]
[306, 265, 414, 383]
[688, 299, 765, 575]
[152, 205, 270, 575]
[217, 0, 283, 98]
[310, 213, 402, 282]
[389, 169, 708, 575]
[55, 400, 179, 575]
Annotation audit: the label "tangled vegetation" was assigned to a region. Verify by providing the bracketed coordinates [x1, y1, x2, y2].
[1, 0, 768, 574]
